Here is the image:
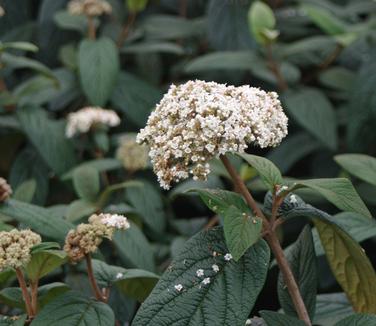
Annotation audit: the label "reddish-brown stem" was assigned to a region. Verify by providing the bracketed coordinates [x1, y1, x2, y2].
[87, 16, 96, 40]
[30, 280, 39, 316]
[85, 254, 105, 301]
[117, 12, 136, 48]
[205, 215, 219, 230]
[265, 43, 288, 91]
[15, 269, 34, 319]
[220, 155, 312, 326]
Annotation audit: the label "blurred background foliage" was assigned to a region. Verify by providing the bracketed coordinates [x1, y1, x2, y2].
[1, 0, 376, 324]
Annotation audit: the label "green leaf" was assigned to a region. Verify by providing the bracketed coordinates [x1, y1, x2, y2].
[0, 199, 73, 242]
[302, 5, 347, 35]
[92, 260, 159, 302]
[78, 37, 119, 106]
[133, 227, 270, 325]
[66, 199, 97, 222]
[283, 88, 337, 150]
[126, 181, 165, 233]
[260, 310, 306, 326]
[26, 249, 67, 282]
[334, 154, 376, 187]
[334, 313, 376, 326]
[0, 41, 38, 52]
[319, 67, 354, 92]
[314, 219, 376, 313]
[314, 293, 353, 326]
[72, 166, 100, 201]
[0, 314, 27, 325]
[13, 179, 37, 203]
[111, 72, 162, 127]
[121, 42, 184, 55]
[292, 178, 371, 218]
[31, 291, 115, 326]
[54, 10, 92, 34]
[126, 0, 148, 13]
[248, 1, 277, 44]
[223, 205, 262, 261]
[278, 226, 317, 320]
[17, 106, 76, 175]
[113, 223, 155, 272]
[239, 153, 283, 189]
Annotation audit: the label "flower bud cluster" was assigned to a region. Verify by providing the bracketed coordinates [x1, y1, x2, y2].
[68, 0, 112, 17]
[116, 134, 149, 172]
[0, 178, 12, 202]
[137, 80, 288, 189]
[0, 229, 41, 271]
[64, 213, 129, 263]
[65, 106, 120, 138]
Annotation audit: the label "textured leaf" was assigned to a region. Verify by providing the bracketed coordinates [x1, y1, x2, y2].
[111, 72, 162, 127]
[17, 106, 76, 175]
[92, 260, 158, 302]
[278, 226, 317, 320]
[223, 205, 262, 261]
[260, 311, 305, 326]
[239, 153, 283, 189]
[315, 219, 376, 313]
[78, 37, 119, 106]
[72, 166, 100, 201]
[314, 293, 353, 326]
[133, 227, 270, 325]
[292, 178, 371, 218]
[31, 291, 115, 326]
[126, 181, 165, 233]
[334, 313, 376, 326]
[283, 88, 337, 150]
[334, 154, 376, 187]
[0, 199, 73, 242]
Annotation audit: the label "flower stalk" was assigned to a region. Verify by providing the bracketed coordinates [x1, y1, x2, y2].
[220, 155, 312, 326]
[15, 268, 34, 319]
[85, 254, 105, 302]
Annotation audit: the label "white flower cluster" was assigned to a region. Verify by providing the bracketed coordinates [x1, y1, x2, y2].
[137, 80, 288, 189]
[68, 0, 112, 16]
[98, 213, 130, 230]
[116, 134, 149, 172]
[65, 106, 120, 138]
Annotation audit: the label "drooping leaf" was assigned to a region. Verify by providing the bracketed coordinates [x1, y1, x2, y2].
[17, 106, 76, 175]
[283, 88, 337, 150]
[260, 310, 306, 326]
[92, 260, 159, 302]
[0, 199, 73, 242]
[30, 291, 115, 326]
[334, 154, 376, 187]
[334, 313, 376, 326]
[132, 227, 270, 325]
[78, 37, 119, 106]
[278, 226, 317, 320]
[239, 153, 283, 189]
[291, 178, 371, 218]
[314, 219, 376, 313]
[72, 166, 100, 201]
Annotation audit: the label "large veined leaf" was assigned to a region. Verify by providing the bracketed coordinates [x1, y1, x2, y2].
[30, 291, 115, 326]
[283, 88, 337, 150]
[92, 260, 159, 302]
[259, 310, 306, 326]
[17, 106, 76, 175]
[314, 220, 376, 313]
[239, 153, 283, 189]
[278, 226, 317, 320]
[78, 37, 119, 106]
[110, 72, 162, 127]
[132, 227, 270, 325]
[0, 199, 73, 242]
[334, 154, 376, 187]
[291, 178, 371, 218]
[334, 313, 376, 325]
[314, 293, 353, 326]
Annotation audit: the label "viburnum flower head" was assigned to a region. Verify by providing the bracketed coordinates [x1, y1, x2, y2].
[65, 106, 120, 138]
[68, 0, 112, 17]
[116, 134, 149, 172]
[0, 229, 41, 271]
[137, 80, 288, 189]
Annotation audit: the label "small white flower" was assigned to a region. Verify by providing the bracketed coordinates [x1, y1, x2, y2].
[99, 214, 130, 230]
[212, 264, 219, 273]
[245, 319, 252, 325]
[289, 194, 298, 204]
[196, 269, 204, 277]
[276, 185, 289, 196]
[224, 253, 233, 261]
[202, 277, 210, 285]
[174, 284, 183, 292]
[116, 272, 123, 279]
